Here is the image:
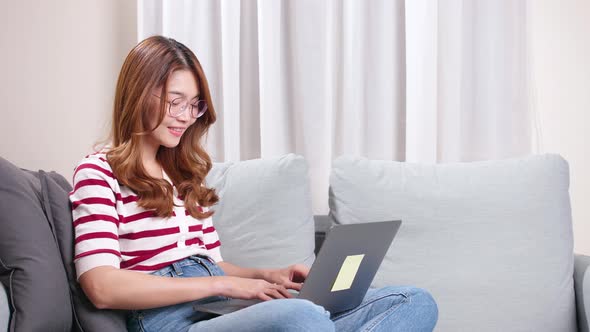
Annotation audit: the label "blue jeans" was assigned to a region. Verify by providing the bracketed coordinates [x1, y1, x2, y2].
[127, 256, 438, 332]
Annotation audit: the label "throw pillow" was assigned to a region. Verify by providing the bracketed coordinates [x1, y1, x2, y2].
[205, 154, 316, 269]
[0, 157, 72, 331]
[329, 154, 576, 332]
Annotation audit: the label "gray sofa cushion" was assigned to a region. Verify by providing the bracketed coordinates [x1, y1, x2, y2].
[205, 154, 315, 269]
[37, 170, 127, 332]
[1, 284, 8, 331]
[329, 154, 577, 332]
[0, 157, 72, 331]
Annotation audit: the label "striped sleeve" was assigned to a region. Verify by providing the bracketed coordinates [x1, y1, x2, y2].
[202, 207, 223, 262]
[70, 158, 121, 279]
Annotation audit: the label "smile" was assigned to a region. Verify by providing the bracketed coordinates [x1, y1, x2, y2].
[168, 127, 185, 137]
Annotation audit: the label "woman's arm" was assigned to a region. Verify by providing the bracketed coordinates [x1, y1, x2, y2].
[80, 266, 292, 310]
[217, 261, 269, 279]
[217, 261, 310, 291]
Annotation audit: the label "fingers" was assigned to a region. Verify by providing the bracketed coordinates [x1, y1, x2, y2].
[262, 283, 292, 300]
[284, 280, 303, 291]
[289, 264, 309, 283]
[257, 292, 273, 301]
[266, 288, 285, 300]
[274, 284, 293, 298]
[245, 279, 299, 301]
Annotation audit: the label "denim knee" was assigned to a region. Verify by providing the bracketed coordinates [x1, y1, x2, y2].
[406, 288, 439, 328]
[267, 299, 334, 332]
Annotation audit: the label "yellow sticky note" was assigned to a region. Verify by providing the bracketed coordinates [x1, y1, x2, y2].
[331, 254, 365, 292]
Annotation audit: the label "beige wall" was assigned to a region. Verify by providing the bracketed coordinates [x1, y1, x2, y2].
[0, 0, 137, 182]
[530, 0, 590, 255]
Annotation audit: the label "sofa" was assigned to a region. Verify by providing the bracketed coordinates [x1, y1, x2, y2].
[1, 153, 589, 332]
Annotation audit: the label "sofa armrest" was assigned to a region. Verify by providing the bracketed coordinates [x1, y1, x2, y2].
[313, 215, 335, 255]
[575, 254, 590, 332]
[1, 283, 9, 331]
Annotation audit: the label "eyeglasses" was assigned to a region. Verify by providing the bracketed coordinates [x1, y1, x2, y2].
[152, 94, 208, 119]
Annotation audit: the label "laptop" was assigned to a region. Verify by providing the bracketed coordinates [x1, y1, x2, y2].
[193, 219, 402, 316]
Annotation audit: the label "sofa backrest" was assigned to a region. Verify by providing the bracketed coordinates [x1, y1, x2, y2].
[206, 153, 316, 269]
[329, 154, 577, 332]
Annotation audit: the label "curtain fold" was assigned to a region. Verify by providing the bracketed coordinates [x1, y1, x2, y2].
[138, 0, 532, 213]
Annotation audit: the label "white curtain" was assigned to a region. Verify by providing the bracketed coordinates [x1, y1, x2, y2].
[138, 0, 532, 214]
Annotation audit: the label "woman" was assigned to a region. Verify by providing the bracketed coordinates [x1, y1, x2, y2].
[70, 36, 438, 332]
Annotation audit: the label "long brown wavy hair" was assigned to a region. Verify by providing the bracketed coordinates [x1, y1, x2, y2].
[106, 35, 218, 219]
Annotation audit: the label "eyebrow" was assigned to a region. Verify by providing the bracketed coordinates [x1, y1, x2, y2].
[168, 90, 200, 100]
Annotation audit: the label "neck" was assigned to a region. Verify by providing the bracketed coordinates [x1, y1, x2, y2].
[139, 137, 161, 171]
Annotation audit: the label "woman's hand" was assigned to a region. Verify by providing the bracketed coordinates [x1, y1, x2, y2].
[264, 264, 310, 291]
[218, 276, 294, 301]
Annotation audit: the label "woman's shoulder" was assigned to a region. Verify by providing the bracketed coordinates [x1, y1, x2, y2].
[73, 149, 116, 182]
[76, 150, 112, 169]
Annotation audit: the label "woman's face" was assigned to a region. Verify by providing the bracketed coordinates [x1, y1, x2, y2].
[146, 69, 200, 149]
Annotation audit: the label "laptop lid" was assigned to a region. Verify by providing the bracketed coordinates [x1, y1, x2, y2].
[298, 220, 401, 314]
[194, 220, 401, 316]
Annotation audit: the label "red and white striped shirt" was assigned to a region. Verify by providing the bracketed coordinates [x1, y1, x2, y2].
[69, 152, 223, 280]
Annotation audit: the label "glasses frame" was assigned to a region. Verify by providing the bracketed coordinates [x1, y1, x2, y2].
[152, 94, 208, 119]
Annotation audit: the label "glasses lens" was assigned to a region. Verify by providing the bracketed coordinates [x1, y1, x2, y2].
[192, 100, 208, 118]
[169, 98, 185, 117]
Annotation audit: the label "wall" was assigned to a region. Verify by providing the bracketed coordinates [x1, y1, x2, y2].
[0, 0, 137, 182]
[530, 0, 590, 255]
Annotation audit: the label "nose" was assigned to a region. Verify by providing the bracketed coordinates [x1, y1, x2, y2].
[176, 106, 192, 122]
